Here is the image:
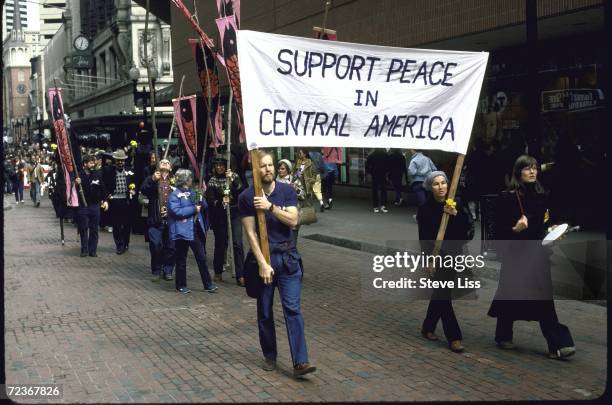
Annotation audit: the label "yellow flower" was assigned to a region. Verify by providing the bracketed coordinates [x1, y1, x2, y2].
[128, 183, 136, 190]
[50, 143, 57, 150]
[130, 140, 138, 148]
[169, 177, 176, 186]
[445, 198, 457, 208]
[544, 209, 550, 223]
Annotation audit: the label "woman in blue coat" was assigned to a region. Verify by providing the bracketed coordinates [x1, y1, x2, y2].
[167, 169, 218, 294]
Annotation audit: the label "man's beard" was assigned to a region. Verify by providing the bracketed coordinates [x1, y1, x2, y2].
[261, 173, 274, 185]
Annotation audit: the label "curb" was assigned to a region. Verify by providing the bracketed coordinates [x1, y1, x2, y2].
[302, 233, 605, 303]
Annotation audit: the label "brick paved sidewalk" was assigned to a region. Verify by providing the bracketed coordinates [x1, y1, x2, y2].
[3, 196, 607, 402]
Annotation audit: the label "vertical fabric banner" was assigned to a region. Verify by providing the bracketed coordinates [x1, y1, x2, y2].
[216, 15, 245, 143]
[317, 28, 342, 163]
[47, 88, 79, 207]
[173, 95, 200, 180]
[216, 0, 240, 28]
[190, 39, 223, 148]
[313, 27, 337, 41]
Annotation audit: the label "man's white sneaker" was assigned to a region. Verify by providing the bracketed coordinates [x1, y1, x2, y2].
[373, 207, 380, 213]
[380, 206, 388, 213]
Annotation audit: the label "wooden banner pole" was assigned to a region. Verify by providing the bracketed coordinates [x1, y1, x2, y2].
[250, 150, 271, 264]
[432, 153, 465, 257]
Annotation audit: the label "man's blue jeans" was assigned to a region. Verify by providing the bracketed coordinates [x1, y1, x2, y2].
[148, 222, 175, 276]
[30, 182, 40, 204]
[256, 251, 309, 366]
[77, 205, 100, 255]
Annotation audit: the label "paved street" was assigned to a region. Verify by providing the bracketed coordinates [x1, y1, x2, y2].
[3, 195, 607, 402]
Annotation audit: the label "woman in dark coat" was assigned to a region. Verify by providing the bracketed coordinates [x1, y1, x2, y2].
[488, 155, 575, 359]
[418, 171, 472, 353]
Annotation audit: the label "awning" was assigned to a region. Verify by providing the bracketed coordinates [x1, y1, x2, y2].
[155, 84, 174, 105]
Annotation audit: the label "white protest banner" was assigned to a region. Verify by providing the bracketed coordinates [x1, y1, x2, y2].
[237, 30, 488, 154]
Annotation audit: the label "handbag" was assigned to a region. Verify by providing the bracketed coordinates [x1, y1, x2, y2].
[243, 251, 264, 299]
[298, 198, 317, 225]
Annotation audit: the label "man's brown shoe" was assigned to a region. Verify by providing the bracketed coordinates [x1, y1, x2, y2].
[293, 362, 316, 377]
[237, 277, 245, 287]
[262, 358, 276, 371]
[421, 330, 439, 341]
[214, 273, 223, 283]
[449, 340, 465, 353]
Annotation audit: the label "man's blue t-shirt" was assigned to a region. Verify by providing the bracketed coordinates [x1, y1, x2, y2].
[238, 182, 298, 244]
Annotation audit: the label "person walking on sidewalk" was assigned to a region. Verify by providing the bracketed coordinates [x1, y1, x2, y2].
[487, 155, 575, 359]
[388, 149, 407, 206]
[418, 171, 472, 353]
[167, 169, 218, 294]
[276, 159, 306, 245]
[365, 149, 389, 213]
[140, 159, 176, 282]
[14, 157, 25, 203]
[239, 150, 316, 378]
[407, 149, 437, 209]
[294, 148, 325, 212]
[30, 156, 45, 207]
[103, 149, 137, 254]
[75, 155, 108, 257]
[206, 155, 245, 286]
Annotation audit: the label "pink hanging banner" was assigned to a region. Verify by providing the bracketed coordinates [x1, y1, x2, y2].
[47, 88, 79, 207]
[189, 39, 223, 148]
[216, 0, 240, 28]
[216, 15, 245, 143]
[173, 95, 200, 180]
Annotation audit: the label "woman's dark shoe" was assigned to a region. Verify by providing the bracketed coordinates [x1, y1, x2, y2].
[449, 340, 465, 353]
[421, 330, 439, 341]
[497, 341, 515, 350]
[237, 277, 245, 287]
[549, 346, 576, 359]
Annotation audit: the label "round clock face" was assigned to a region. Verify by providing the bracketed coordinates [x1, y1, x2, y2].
[16, 84, 26, 94]
[74, 35, 90, 51]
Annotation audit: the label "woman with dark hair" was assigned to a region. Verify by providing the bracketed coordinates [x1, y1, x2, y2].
[418, 171, 473, 353]
[488, 155, 575, 359]
[277, 159, 306, 245]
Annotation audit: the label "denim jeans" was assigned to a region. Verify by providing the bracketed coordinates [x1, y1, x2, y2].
[174, 224, 213, 290]
[148, 222, 175, 275]
[30, 182, 41, 204]
[257, 250, 309, 366]
[77, 205, 100, 255]
[210, 207, 244, 278]
[14, 180, 24, 201]
[411, 181, 427, 208]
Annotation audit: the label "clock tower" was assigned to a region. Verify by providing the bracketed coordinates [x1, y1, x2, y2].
[2, 0, 32, 143]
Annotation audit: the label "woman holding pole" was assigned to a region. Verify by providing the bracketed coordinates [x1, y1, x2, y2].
[418, 171, 472, 353]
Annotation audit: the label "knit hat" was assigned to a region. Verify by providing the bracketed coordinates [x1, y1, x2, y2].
[423, 170, 449, 191]
[278, 159, 293, 172]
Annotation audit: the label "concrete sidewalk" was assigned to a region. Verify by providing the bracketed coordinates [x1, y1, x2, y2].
[2, 194, 608, 402]
[300, 195, 608, 300]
